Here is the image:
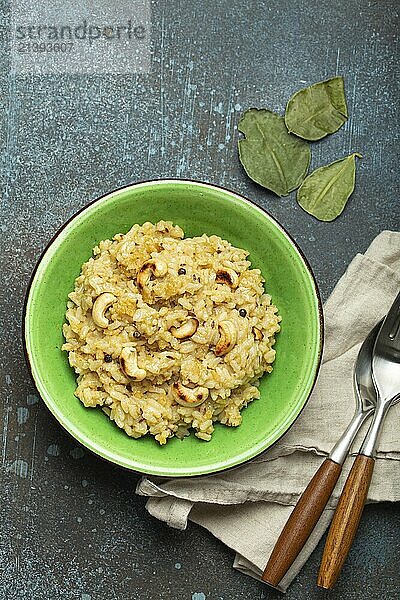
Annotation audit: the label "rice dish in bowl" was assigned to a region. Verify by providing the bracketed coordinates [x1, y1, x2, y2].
[62, 220, 281, 445]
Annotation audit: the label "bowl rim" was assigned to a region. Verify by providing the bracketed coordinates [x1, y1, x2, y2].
[23, 178, 324, 477]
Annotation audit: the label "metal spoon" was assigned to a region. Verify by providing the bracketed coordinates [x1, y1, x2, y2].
[318, 293, 400, 589]
[262, 322, 379, 587]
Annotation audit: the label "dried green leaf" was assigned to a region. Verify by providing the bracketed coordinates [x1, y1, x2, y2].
[238, 109, 311, 197]
[285, 77, 348, 141]
[297, 153, 361, 221]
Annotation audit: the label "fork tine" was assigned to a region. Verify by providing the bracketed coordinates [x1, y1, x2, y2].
[388, 307, 400, 342]
[375, 291, 400, 358]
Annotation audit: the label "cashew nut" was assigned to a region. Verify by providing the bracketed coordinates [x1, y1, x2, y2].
[119, 347, 146, 381]
[215, 320, 237, 356]
[253, 327, 263, 341]
[156, 221, 171, 234]
[215, 268, 239, 289]
[136, 258, 168, 292]
[170, 317, 199, 340]
[92, 293, 116, 328]
[171, 382, 209, 407]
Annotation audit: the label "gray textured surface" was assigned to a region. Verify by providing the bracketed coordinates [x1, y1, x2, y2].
[1, 1, 400, 599]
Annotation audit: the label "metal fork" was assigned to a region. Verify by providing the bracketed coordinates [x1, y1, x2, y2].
[318, 291, 400, 589]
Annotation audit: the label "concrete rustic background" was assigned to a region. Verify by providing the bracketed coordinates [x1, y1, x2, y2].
[1, 1, 399, 599]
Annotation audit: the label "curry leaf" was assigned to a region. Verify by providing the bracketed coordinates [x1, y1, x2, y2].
[238, 109, 311, 197]
[285, 77, 348, 141]
[297, 153, 361, 221]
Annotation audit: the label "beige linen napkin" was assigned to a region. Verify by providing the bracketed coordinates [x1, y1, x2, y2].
[137, 231, 400, 592]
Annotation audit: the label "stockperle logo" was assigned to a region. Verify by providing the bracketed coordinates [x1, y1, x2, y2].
[11, 0, 151, 74]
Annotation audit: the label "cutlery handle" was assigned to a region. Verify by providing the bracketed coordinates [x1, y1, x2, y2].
[317, 454, 375, 589]
[262, 458, 342, 587]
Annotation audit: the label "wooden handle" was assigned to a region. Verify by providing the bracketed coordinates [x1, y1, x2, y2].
[317, 454, 375, 589]
[262, 458, 342, 587]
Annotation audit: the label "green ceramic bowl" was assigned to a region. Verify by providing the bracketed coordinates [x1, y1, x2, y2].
[24, 180, 323, 477]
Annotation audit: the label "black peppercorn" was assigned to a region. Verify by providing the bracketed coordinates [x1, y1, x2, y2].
[239, 309, 247, 317]
[133, 331, 141, 338]
[104, 354, 112, 363]
[178, 267, 186, 275]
